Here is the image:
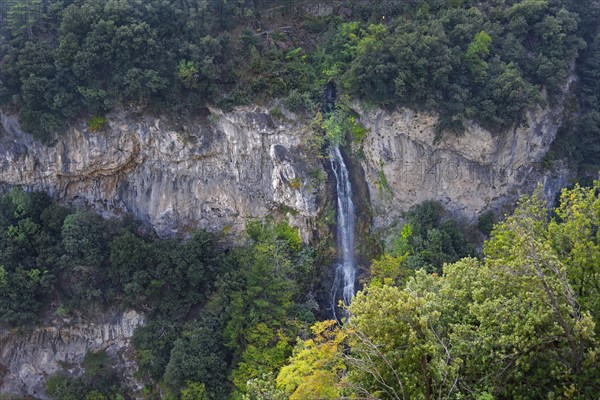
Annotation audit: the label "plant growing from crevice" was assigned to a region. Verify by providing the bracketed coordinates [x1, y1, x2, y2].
[288, 177, 302, 190]
[319, 95, 368, 146]
[376, 162, 392, 195]
[86, 115, 107, 132]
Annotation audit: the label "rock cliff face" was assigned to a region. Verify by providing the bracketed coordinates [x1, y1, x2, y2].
[355, 95, 571, 229]
[0, 311, 144, 399]
[1, 95, 571, 239]
[0, 107, 323, 240]
[0, 96, 570, 237]
[0, 99, 572, 398]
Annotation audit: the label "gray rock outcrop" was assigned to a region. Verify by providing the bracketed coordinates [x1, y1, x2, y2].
[355, 94, 571, 229]
[0, 107, 323, 240]
[0, 311, 144, 399]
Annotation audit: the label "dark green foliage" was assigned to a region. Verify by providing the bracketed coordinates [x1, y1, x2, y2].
[390, 201, 476, 274]
[0, 0, 231, 139]
[573, 30, 600, 166]
[46, 350, 122, 400]
[82, 350, 110, 377]
[152, 231, 222, 319]
[526, 0, 600, 170]
[0, 189, 225, 326]
[0, 189, 64, 325]
[163, 315, 228, 399]
[108, 231, 154, 306]
[60, 211, 118, 307]
[2, 0, 592, 142]
[1, 190, 318, 398]
[132, 319, 182, 382]
[477, 210, 496, 235]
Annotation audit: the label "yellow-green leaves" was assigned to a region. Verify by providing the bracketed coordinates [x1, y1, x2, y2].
[370, 253, 410, 286]
[276, 183, 600, 399]
[466, 31, 492, 78]
[277, 321, 346, 400]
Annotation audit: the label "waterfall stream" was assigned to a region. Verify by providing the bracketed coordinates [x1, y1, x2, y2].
[329, 144, 356, 319]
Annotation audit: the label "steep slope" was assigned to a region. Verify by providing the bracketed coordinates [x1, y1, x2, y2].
[1, 96, 571, 239]
[0, 107, 323, 239]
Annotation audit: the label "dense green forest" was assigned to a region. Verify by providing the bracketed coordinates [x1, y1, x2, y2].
[1, 0, 600, 399]
[0, 0, 599, 163]
[2, 181, 600, 399]
[0, 188, 320, 399]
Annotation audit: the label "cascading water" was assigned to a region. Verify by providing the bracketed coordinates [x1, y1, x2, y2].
[323, 82, 357, 320]
[329, 145, 356, 320]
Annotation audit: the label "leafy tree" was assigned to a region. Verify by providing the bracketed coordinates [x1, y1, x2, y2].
[163, 315, 228, 399]
[243, 373, 286, 400]
[346, 282, 455, 400]
[277, 320, 346, 400]
[276, 185, 600, 399]
[132, 319, 182, 382]
[465, 31, 492, 78]
[181, 382, 209, 400]
[548, 183, 600, 328]
[178, 60, 201, 89]
[109, 231, 155, 306]
[60, 211, 116, 306]
[387, 201, 476, 274]
[0, 189, 61, 325]
[224, 219, 312, 393]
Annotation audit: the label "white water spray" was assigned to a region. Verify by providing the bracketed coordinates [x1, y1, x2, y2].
[330, 145, 356, 319]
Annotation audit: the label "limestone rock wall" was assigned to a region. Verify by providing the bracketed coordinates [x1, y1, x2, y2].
[0, 107, 323, 240]
[0, 311, 144, 399]
[356, 97, 571, 229]
[0, 96, 571, 237]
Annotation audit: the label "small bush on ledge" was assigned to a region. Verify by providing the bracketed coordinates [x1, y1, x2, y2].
[87, 115, 107, 132]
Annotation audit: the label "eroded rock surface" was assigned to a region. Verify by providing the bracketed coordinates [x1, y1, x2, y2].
[356, 97, 571, 229]
[0, 311, 144, 399]
[1, 96, 572, 237]
[0, 107, 322, 240]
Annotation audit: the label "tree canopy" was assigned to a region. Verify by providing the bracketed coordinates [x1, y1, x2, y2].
[277, 182, 600, 399]
[1, 0, 597, 149]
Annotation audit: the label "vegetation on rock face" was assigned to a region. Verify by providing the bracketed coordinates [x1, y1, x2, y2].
[0, 188, 318, 399]
[1, 0, 600, 399]
[3, 179, 600, 399]
[0, 0, 598, 161]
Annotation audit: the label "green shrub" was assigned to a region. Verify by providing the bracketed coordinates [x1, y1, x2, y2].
[82, 350, 109, 377]
[270, 107, 285, 120]
[477, 210, 496, 235]
[284, 90, 316, 114]
[86, 115, 107, 132]
[288, 177, 302, 190]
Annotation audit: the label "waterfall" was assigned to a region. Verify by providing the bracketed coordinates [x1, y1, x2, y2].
[330, 144, 356, 319]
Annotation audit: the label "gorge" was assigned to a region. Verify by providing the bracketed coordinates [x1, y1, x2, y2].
[1, 0, 598, 397]
[0, 96, 572, 397]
